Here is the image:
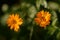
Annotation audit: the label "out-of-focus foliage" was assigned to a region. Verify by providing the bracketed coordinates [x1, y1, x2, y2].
[0, 0, 60, 40]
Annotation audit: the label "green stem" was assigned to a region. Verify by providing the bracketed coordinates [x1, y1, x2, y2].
[29, 26, 33, 40]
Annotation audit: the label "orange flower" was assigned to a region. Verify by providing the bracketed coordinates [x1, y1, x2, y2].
[35, 10, 51, 27]
[7, 14, 23, 32]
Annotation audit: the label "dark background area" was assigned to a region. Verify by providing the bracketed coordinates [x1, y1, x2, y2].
[0, 0, 60, 40]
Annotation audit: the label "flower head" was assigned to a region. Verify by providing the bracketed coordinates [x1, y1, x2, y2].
[7, 14, 23, 32]
[34, 10, 51, 27]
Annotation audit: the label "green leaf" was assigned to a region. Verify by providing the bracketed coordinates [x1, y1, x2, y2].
[51, 10, 58, 26]
[47, 26, 57, 35]
[56, 32, 60, 40]
[28, 5, 37, 18]
[36, 0, 47, 10]
[48, 2, 59, 10]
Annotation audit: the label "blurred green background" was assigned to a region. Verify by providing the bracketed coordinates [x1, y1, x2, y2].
[0, 0, 60, 40]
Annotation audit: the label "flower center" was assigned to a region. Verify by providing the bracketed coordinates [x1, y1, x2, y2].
[12, 20, 17, 24]
[40, 16, 46, 21]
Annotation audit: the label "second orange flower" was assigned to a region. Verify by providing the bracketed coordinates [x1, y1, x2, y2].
[34, 10, 51, 28]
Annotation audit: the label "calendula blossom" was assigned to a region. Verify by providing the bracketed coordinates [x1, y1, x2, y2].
[35, 10, 51, 27]
[7, 14, 23, 32]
